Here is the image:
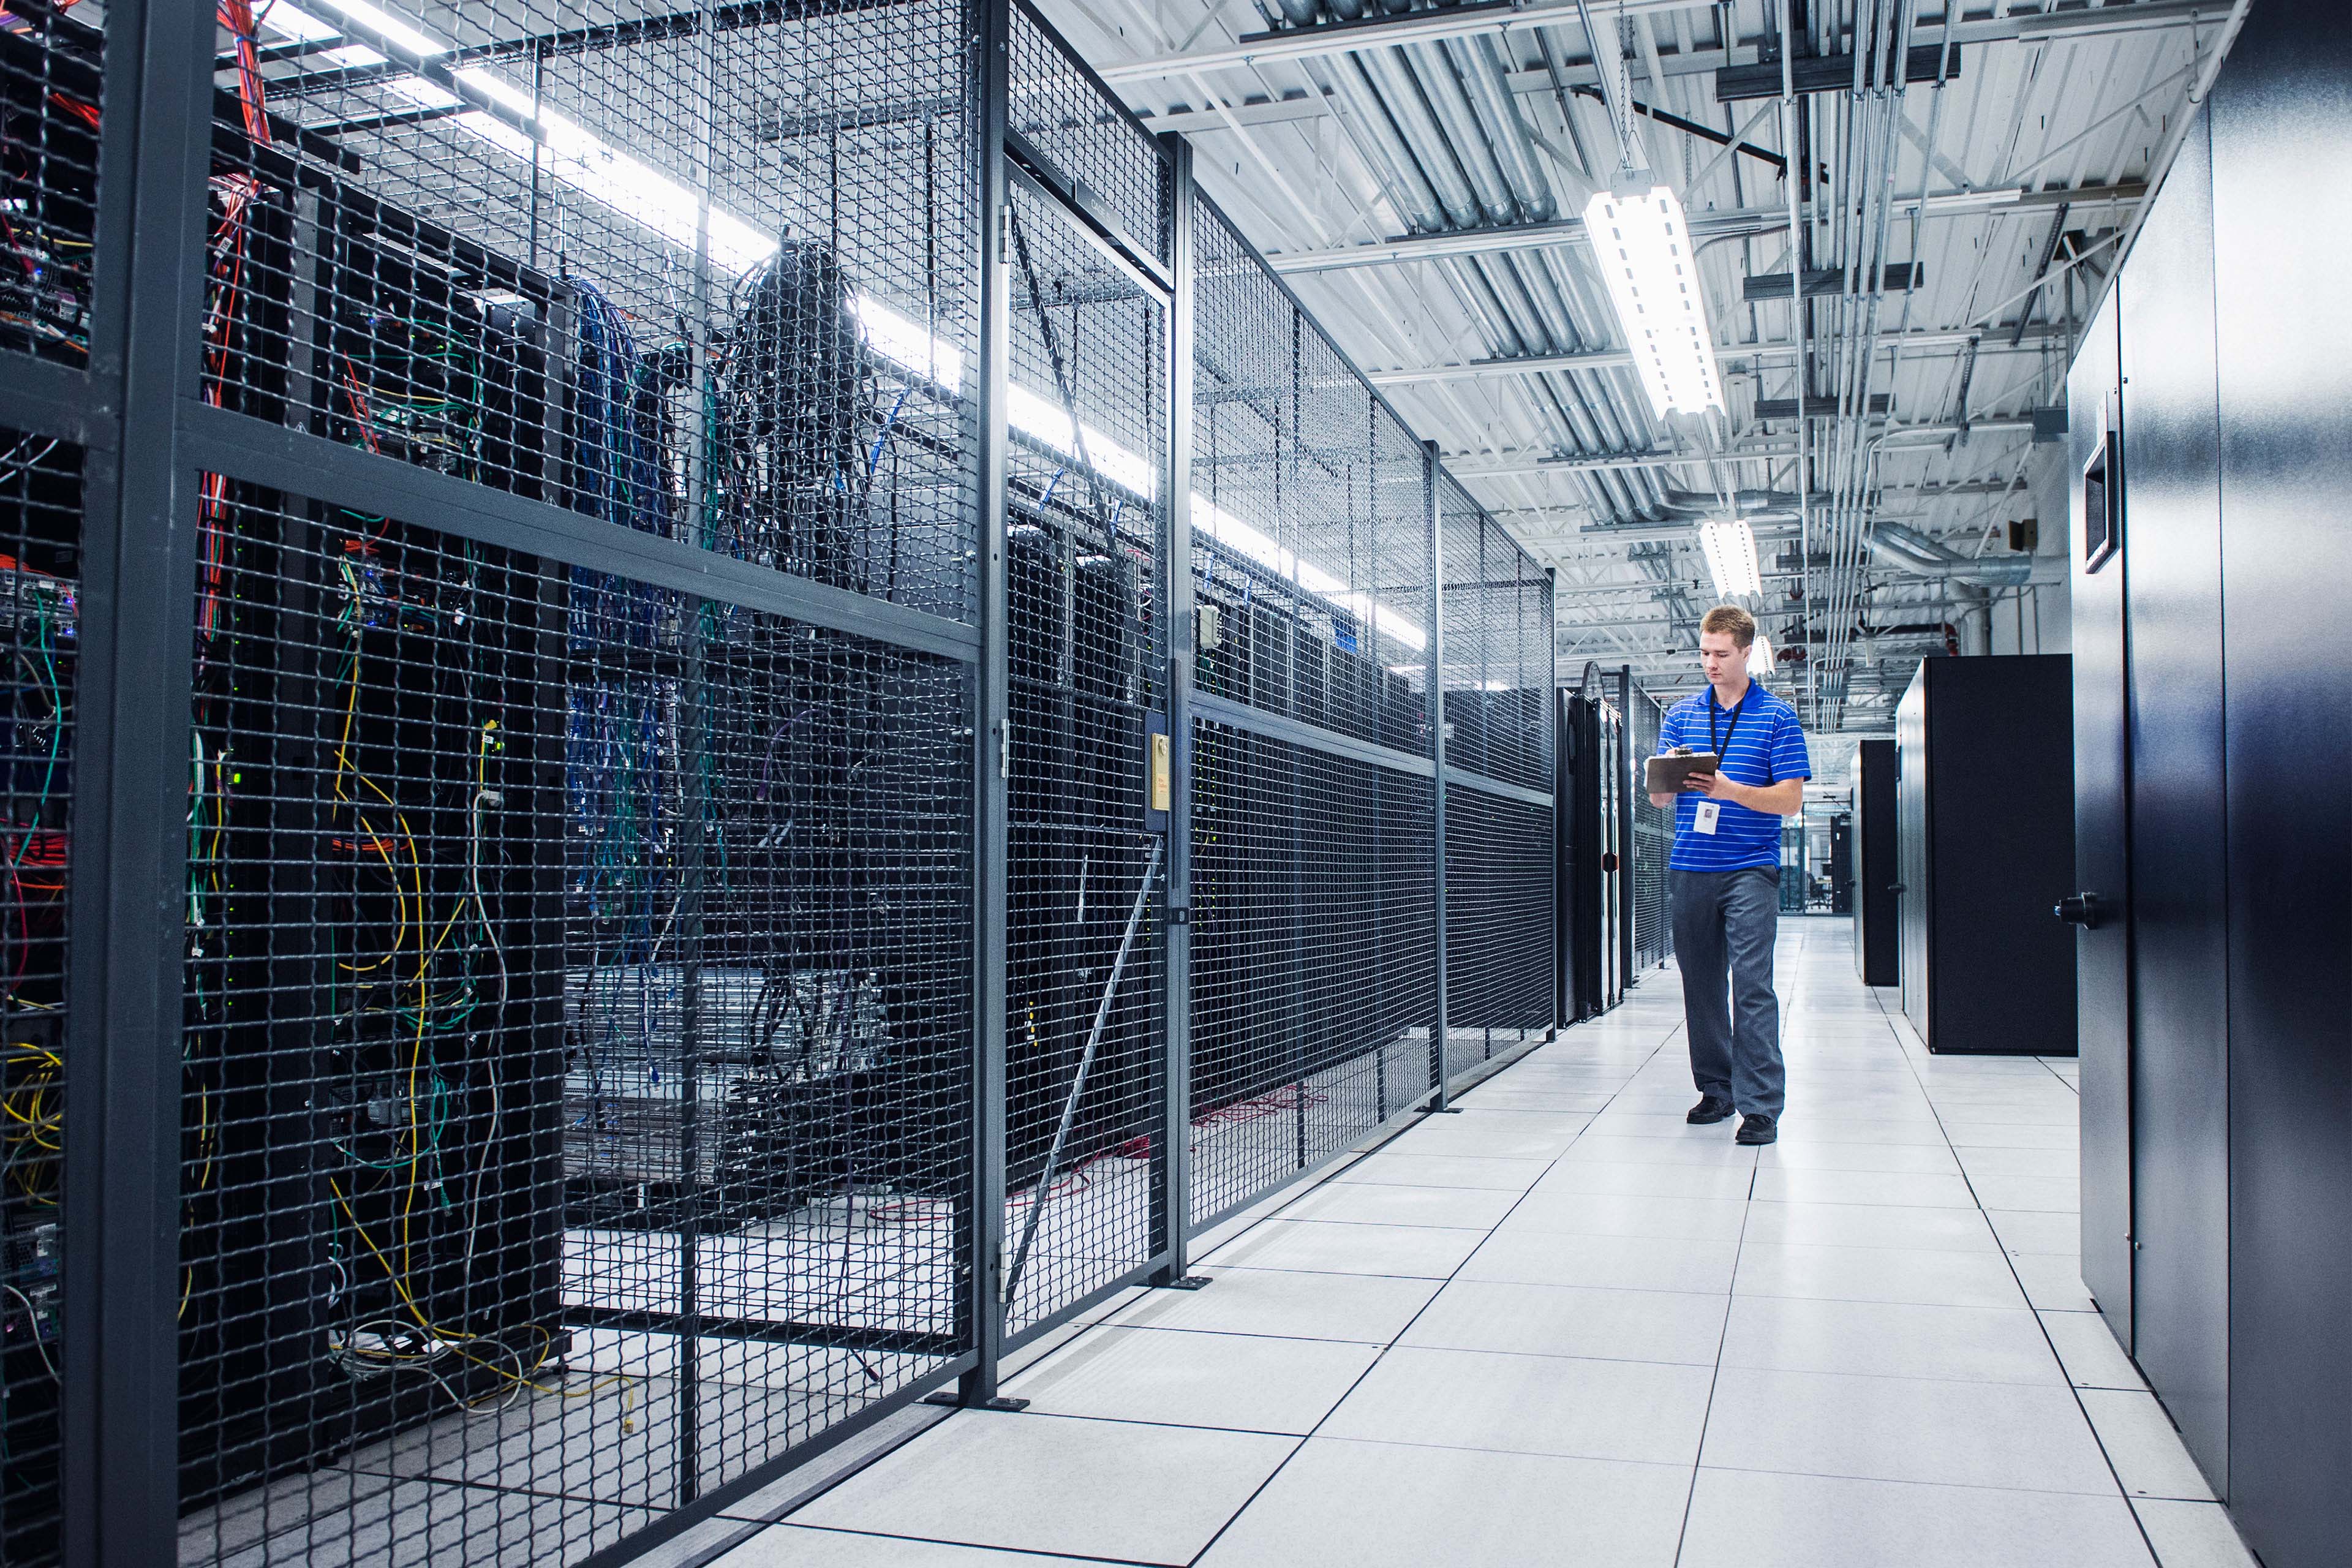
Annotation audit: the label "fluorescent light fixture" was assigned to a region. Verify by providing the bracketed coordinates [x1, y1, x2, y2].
[305, 0, 447, 58]
[1583, 184, 1723, 418]
[1748, 634, 1774, 677]
[1698, 518, 1763, 599]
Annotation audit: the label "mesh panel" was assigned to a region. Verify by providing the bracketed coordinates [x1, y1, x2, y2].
[1188, 721, 1434, 1227]
[173, 489, 972, 1564]
[1183, 198, 1440, 1226]
[1006, 0, 1170, 265]
[1438, 480, 1550, 793]
[0, 430, 76, 1568]
[1191, 206, 1430, 751]
[0, 7, 98, 364]
[1630, 682, 1672, 970]
[1443, 784, 1555, 1074]
[1000, 178, 1167, 1337]
[203, 0, 980, 620]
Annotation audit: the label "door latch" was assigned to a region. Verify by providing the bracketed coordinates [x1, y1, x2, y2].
[2054, 892, 2106, 929]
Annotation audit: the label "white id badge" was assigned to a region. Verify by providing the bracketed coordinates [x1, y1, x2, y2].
[1694, 800, 1722, 835]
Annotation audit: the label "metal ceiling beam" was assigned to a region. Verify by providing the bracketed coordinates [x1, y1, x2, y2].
[1262, 183, 2139, 274]
[1448, 416, 2050, 479]
[1099, 0, 2218, 86]
[1716, 45, 1958, 102]
[1744, 264, 1923, 301]
[1365, 322, 2073, 388]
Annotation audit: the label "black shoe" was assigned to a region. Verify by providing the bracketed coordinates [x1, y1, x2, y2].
[1686, 1095, 1735, 1125]
[1736, 1114, 1778, 1145]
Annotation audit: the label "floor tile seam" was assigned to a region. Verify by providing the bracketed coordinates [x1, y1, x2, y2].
[1688, 1459, 2128, 1500]
[1191, 1261, 1466, 1283]
[965, 1403, 1327, 1444]
[1248, 1214, 1502, 1234]
[774, 1518, 1168, 1566]
[1864, 981, 2168, 1563]
[1296, 1430, 1701, 1470]
[1457, 1271, 1737, 1297]
[1173, 1017, 1678, 1566]
[1671, 1098, 1755, 1568]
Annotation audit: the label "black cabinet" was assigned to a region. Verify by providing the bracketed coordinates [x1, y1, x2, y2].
[2120, 106, 2230, 1496]
[2061, 4, 2352, 1558]
[2210, 2, 2352, 1557]
[1850, 740, 1898, 985]
[1894, 657, 2078, 1055]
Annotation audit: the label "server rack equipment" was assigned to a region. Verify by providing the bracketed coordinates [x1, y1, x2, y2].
[0, 4, 1558, 1566]
[1624, 673, 1675, 974]
[1852, 738, 1898, 984]
[1558, 672, 1620, 1023]
[1896, 655, 2078, 1054]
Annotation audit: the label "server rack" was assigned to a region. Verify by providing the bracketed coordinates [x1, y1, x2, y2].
[0, 4, 1557, 1566]
[1851, 739, 1898, 984]
[1558, 672, 1621, 1022]
[1894, 656, 2077, 1055]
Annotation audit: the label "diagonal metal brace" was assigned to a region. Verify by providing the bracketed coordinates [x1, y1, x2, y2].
[1001, 836, 1164, 1307]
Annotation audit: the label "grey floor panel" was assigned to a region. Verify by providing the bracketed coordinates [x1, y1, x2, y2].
[1001, 1325, 1379, 1434]
[2128, 1500, 2263, 1568]
[1678, 1469, 2155, 1568]
[1203, 1217, 1487, 1278]
[1700, 1365, 2117, 1493]
[1732, 1240, 2027, 1309]
[1740, 1199, 2001, 1254]
[1721, 1295, 2066, 1385]
[1100, 1265, 1441, 1343]
[1496, 1190, 1751, 1242]
[1319, 1345, 1714, 1465]
[716, 1526, 1107, 1566]
[1194, 1438, 1692, 1568]
[1460, 1229, 1740, 1294]
[787, 1409, 1297, 1564]
[1402, 1279, 1730, 1365]
[1274, 1179, 1522, 1230]
[2079, 1390, 2220, 1501]
[2041, 1308, 2149, 1390]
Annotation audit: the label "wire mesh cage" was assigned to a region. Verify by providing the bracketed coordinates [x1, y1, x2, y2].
[1183, 198, 1439, 1227]
[998, 163, 1170, 1336]
[0, 428, 75, 1568]
[0, 6, 99, 366]
[1630, 679, 1673, 971]
[173, 483, 974, 1566]
[4, 1, 1568, 1560]
[1437, 478, 1554, 1076]
[202, 0, 982, 621]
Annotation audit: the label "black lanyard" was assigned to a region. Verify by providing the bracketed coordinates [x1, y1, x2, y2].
[1709, 689, 1748, 761]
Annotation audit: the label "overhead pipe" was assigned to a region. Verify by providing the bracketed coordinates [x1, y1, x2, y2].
[1449, 32, 1556, 222]
[1865, 521, 2048, 586]
[1405, 39, 1521, 225]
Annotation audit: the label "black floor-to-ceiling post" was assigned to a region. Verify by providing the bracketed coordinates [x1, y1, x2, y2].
[956, 0, 1016, 1410]
[1425, 442, 1453, 1111]
[62, 3, 218, 1564]
[1153, 132, 1204, 1288]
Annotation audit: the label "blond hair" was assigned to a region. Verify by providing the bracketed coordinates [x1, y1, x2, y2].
[1700, 604, 1757, 649]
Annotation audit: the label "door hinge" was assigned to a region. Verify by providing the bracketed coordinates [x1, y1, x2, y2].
[997, 203, 1012, 265]
[997, 718, 1011, 780]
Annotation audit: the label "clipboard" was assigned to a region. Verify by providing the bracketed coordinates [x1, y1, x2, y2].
[1645, 752, 1721, 793]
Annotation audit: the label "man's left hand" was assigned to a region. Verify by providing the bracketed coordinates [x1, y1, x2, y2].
[1681, 771, 1733, 801]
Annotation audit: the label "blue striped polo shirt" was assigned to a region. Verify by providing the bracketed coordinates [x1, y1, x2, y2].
[1658, 680, 1811, 872]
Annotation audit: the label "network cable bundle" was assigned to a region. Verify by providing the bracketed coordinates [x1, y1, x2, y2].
[0, 436, 77, 1568]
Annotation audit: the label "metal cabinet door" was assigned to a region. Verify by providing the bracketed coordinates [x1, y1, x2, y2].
[2067, 285, 2132, 1348]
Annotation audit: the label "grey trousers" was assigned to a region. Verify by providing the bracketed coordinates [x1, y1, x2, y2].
[1670, 867, 1785, 1120]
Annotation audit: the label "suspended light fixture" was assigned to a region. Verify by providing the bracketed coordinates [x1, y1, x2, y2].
[1584, 185, 1724, 419]
[1699, 518, 1764, 599]
[1747, 634, 1776, 678]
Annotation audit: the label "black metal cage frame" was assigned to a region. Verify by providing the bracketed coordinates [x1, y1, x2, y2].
[0, 3, 1556, 1564]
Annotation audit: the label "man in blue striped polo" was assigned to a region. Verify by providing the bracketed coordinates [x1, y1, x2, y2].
[1648, 605, 1811, 1145]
